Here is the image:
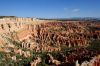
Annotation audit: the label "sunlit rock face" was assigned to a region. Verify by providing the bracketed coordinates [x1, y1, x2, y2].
[30, 21, 100, 48]
[0, 17, 100, 52]
[0, 17, 40, 51]
[0, 17, 38, 33]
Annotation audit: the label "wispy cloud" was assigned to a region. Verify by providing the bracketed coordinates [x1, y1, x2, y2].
[72, 9, 80, 12]
[63, 8, 80, 17]
[64, 8, 68, 10]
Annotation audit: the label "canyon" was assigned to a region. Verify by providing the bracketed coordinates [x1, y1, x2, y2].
[0, 17, 100, 66]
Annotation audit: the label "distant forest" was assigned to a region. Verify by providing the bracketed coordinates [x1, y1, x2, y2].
[0, 16, 16, 18]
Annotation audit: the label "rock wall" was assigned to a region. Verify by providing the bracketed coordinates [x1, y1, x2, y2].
[0, 18, 100, 52]
[30, 22, 100, 48]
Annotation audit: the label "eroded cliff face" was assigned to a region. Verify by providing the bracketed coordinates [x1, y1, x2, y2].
[28, 21, 100, 48]
[0, 17, 100, 66]
[0, 18, 100, 53]
[9, 20, 100, 52]
[0, 17, 40, 52]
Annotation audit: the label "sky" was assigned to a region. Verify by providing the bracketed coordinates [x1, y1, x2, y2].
[0, 0, 100, 18]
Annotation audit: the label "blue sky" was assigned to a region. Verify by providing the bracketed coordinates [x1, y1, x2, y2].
[0, 0, 100, 18]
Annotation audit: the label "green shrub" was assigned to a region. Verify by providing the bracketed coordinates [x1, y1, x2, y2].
[87, 39, 100, 51]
